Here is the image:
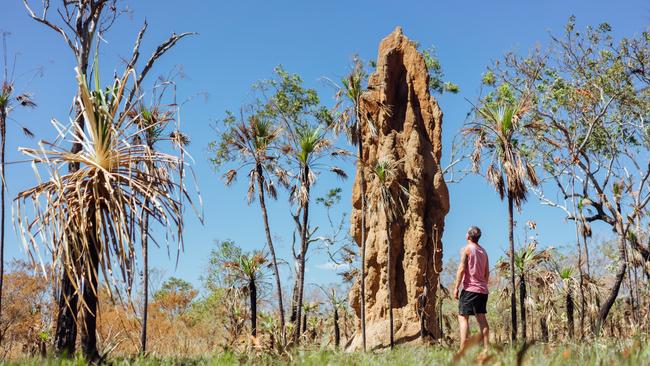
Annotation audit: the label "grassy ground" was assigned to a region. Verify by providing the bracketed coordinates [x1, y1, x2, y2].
[3, 338, 649, 365]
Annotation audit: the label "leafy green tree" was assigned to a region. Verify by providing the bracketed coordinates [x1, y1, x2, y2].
[154, 277, 198, 318]
[482, 18, 650, 331]
[257, 66, 346, 343]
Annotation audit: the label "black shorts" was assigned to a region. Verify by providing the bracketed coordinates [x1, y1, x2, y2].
[459, 289, 488, 315]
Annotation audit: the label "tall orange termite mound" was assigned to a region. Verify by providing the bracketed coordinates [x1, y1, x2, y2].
[347, 27, 450, 350]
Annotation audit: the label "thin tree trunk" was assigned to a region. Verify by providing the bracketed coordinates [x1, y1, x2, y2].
[507, 194, 518, 342]
[55, 58, 89, 355]
[54, 270, 78, 356]
[81, 231, 100, 362]
[596, 230, 627, 333]
[566, 290, 574, 339]
[293, 165, 310, 344]
[140, 211, 149, 354]
[250, 278, 257, 337]
[540, 316, 548, 342]
[333, 307, 340, 349]
[256, 168, 286, 346]
[357, 128, 367, 352]
[519, 274, 526, 341]
[386, 214, 394, 349]
[0, 108, 5, 324]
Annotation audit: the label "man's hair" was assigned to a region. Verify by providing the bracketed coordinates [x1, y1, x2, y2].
[467, 226, 482, 242]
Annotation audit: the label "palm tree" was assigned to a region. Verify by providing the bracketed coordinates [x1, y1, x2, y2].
[316, 285, 346, 349]
[0, 37, 36, 323]
[498, 242, 552, 341]
[15, 65, 195, 361]
[338, 58, 370, 350]
[211, 111, 288, 346]
[129, 102, 175, 354]
[285, 125, 347, 343]
[464, 98, 538, 342]
[371, 156, 405, 349]
[558, 267, 576, 339]
[223, 250, 270, 338]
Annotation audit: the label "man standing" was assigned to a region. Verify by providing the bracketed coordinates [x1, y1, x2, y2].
[453, 226, 490, 352]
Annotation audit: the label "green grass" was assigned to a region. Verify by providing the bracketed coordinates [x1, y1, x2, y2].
[3, 338, 650, 365]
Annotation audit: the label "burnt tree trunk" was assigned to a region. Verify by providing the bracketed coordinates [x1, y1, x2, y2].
[519, 274, 526, 341]
[333, 307, 340, 348]
[249, 278, 257, 337]
[507, 194, 518, 342]
[255, 166, 285, 345]
[357, 127, 367, 351]
[140, 209, 149, 354]
[540, 316, 548, 342]
[566, 290, 575, 339]
[81, 229, 100, 362]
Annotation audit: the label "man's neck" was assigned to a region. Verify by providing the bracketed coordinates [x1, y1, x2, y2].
[468, 240, 480, 247]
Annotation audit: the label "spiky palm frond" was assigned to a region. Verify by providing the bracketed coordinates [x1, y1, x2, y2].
[14, 66, 196, 303]
[224, 250, 270, 284]
[463, 97, 537, 208]
[371, 156, 408, 222]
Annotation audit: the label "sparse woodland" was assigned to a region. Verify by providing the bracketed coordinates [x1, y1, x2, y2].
[0, 1, 649, 365]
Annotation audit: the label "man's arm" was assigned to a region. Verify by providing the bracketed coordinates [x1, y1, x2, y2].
[485, 255, 490, 283]
[453, 247, 468, 299]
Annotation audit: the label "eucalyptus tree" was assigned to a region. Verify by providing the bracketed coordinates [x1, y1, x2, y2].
[482, 19, 650, 331]
[258, 66, 346, 343]
[0, 35, 36, 323]
[15, 63, 196, 360]
[464, 94, 539, 342]
[209, 106, 287, 346]
[22, 0, 193, 355]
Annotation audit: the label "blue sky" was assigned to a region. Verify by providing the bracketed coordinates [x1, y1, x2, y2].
[2, 1, 649, 293]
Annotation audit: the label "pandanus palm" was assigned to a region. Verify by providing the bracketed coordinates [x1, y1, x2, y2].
[558, 267, 576, 339]
[316, 285, 346, 349]
[15, 66, 195, 360]
[464, 98, 538, 342]
[337, 58, 371, 350]
[212, 112, 287, 346]
[371, 156, 405, 349]
[223, 251, 270, 337]
[0, 75, 35, 322]
[285, 125, 347, 343]
[129, 103, 175, 354]
[498, 242, 553, 341]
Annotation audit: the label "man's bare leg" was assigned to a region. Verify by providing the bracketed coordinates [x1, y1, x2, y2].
[476, 313, 490, 351]
[458, 314, 469, 352]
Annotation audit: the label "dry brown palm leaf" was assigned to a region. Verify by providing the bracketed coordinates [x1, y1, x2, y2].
[14, 66, 200, 308]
